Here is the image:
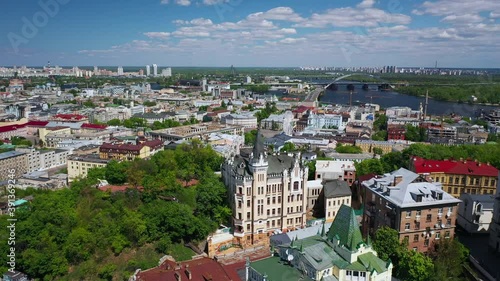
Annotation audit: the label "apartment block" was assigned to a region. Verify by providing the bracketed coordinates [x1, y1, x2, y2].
[0, 151, 28, 181]
[409, 156, 498, 197]
[362, 168, 461, 253]
[67, 154, 111, 182]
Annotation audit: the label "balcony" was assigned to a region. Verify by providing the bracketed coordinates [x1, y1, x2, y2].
[233, 217, 243, 225]
[415, 216, 421, 221]
[233, 230, 244, 237]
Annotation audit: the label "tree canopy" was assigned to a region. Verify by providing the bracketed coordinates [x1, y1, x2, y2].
[0, 141, 229, 280]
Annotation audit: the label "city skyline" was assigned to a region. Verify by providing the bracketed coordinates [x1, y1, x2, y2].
[1, 0, 499, 67]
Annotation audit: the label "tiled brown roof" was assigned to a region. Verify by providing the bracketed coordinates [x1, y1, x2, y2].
[135, 257, 235, 281]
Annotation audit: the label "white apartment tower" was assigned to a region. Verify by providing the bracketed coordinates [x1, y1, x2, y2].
[146, 65, 151, 76]
[153, 64, 158, 77]
[117, 66, 124, 76]
[161, 67, 172, 77]
[222, 132, 308, 247]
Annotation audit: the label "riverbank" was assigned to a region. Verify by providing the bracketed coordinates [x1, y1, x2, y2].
[395, 84, 500, 105]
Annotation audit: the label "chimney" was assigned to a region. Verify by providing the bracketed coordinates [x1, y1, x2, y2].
[175, 271, 182, 281]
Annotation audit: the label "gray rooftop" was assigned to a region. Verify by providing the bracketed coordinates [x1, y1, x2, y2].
[362, 168, 461, 208]
[324, 180, 352, 198]
[0, 151, 25, 160]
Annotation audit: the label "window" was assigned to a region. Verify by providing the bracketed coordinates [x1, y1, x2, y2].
[405, 223, 410, 231]
[293, 181, 299, 191]
[415, 222, 420, 230]
[424, 239, 429, 247]
[406, 211, 412, 218]
[446, 219, 451, 226]
[426, 214, 432, 222]
[413, 234, 419, 242]
[438, 208, 443, 214]
[435, 232, 441, 239]
[267, 198, 270, 205]
[328, 201, 331, 207]
[448, 176, 453, 183]
[247, 200, 251, 207]
[416, 210, 421, 217]
[246, 224, 250, 231]
[445, 231, 450, 238]
[247, 212, 251, 219]
[475, 178, 480, 186]
[455, 177, 459, 184]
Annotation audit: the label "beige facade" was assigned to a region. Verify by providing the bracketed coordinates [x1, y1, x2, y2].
[222, 133, 308, 247]
[0, 151, 28, 181]
[67, 154, 110, 182]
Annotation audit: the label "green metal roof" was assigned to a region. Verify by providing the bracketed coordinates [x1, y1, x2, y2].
[357, 252, 388, 274]
[327, 205, 364, 251]
[250, 256, 313, 281]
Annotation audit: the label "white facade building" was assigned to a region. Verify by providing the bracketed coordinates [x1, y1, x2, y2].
[161, 67, 172, 77]
[261, 111, 295, 136]
[307, 112, 344, 130]
[457, 194, 495, 234]
[146, 65, 151, 76]
[489, 173, 500, 254]
[153, 64, 158, 77]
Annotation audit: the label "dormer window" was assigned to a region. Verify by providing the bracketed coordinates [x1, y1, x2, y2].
[416, 194, 423, 202]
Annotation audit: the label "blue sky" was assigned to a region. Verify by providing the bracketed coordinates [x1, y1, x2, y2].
[1, 0, 499, 67]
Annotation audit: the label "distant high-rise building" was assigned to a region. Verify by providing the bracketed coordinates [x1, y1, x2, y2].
[139, 69, 144, 76]
[153, 64, 158, 77]
[146, 65, 151, 76]
[246, 76, 252, 84]
[161, 67, 172, 77]
[117, 66, 124, 76]
[93, 66, 98, 75]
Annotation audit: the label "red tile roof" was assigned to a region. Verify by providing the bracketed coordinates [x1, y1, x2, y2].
[26, 120, 49, 127]
[135, 257, 236, 281]
[0, 124, 26, 133]
[53, 114, 87, 120]
[412, 156, 498, 177]
[98, 185, 144, 193]
[81, 123, 107, 130]
[293, 105, 313, 113]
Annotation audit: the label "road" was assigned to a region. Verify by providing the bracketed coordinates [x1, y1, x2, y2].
[304, 88, 323, 102]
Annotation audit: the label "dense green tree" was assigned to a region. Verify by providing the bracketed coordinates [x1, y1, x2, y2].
[354, 159, 388, 176]
[396, 250, 434, 281]
[105, 160, 129, 184]
[245, 129, 257, 145]
[335, 143, 363, 154]
[106, 118, 122, 126]
[405, 125, 427, 142]
[372, 227, 401, 262]
[280, 142, 296, 152]
[428, 239, 469, 281]
[372, 147, 384, 155]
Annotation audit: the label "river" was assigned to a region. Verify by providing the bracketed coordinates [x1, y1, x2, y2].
[315, 83, 499, 117]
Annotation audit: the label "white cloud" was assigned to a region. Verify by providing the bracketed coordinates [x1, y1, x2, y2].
[441, 14, 483, 24]
[280, 37, 306, 44]
[490, 12, 500, 18]
[357, 0, 375, 9]
[247, 7, 304, 23]
[161, 0, 191, 6]
[202, 0, 229, 5]
[144, 32, 171, 39]
[413, 0, 500, 17]
[295, 7, 411, 28]
[176, 0, 191, 6]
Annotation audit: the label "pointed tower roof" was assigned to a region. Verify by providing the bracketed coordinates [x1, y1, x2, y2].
[253, 129, 265, 158]
[327, 205, 364, 251]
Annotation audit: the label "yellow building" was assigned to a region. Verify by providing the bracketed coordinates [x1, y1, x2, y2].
[99, 139, 164, 161]
[409, 157, 498, 197]
[67, 154, 110, 183]
[355, 139, 395, 155]
[38, 126, 72, 147]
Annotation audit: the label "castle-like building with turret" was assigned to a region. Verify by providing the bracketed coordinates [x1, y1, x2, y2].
[221, 131, 308, 246]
